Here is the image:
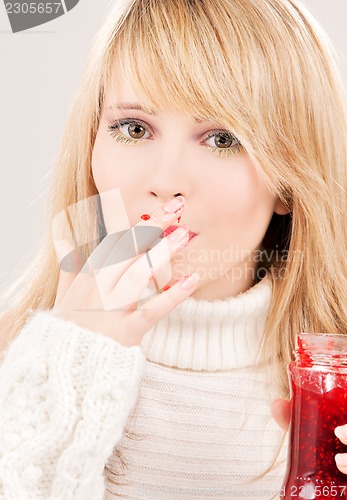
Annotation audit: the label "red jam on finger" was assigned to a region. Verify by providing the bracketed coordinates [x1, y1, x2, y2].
[281, 333, 347, 499]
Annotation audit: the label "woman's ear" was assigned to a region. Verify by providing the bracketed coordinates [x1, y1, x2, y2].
[274, 200, 290, 215]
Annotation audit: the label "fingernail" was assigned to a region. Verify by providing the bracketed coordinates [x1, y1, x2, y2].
[335, 453, 347, 466]
[162, 206, 183, 222]
[163, 196, 185, 213]
[169, 227, 189, 242]
[180, 273, 199, 290]
[335, 426, 347, 440]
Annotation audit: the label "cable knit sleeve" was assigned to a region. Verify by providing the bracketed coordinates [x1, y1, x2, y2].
[0, 310, 146, 500]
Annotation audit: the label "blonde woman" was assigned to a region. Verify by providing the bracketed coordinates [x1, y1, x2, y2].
[1, 0, 347, 498]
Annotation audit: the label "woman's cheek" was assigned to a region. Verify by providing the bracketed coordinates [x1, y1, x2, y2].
[92, 141, 123, 190]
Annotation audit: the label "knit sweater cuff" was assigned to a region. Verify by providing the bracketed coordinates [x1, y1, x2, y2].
[0, 309, 146, 499]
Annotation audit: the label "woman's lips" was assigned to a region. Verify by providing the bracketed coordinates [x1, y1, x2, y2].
[159, 225, 198, 241]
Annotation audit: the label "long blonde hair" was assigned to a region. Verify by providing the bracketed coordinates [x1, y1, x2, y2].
[1, 0, 347, 460]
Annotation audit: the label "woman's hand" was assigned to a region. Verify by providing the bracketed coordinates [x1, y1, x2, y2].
[334, 425, 347, 473]
[271, 398, 291, 431]
[52, 196, 198, 347]
[272, 398, 347, 474]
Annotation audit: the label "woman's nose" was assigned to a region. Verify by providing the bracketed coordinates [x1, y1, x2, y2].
[146, 158, 190, 201]
[145, 171, 189, 201]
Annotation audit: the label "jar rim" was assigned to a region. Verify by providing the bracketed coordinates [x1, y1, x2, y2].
[296, 333, 347, 365]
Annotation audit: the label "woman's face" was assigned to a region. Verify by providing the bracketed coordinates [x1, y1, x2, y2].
[92, 72, 281, 299]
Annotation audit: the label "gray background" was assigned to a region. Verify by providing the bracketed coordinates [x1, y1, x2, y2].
[0, 0, 346, 287]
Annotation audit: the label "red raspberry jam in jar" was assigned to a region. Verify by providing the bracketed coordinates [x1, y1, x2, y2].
[281, 333, 347, 499]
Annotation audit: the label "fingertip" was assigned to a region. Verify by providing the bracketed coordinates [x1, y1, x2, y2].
[271, 398, 284, 408]
[335, 453, 347, 473]
[179, 273, 200, 291]
[271, 398, 291, 432]
[271, 397, 289, 412]
[334, 427, 341, 439]
[335, 425, 347, 443]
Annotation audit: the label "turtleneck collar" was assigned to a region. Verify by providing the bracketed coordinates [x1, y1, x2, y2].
[140, 275, 272, 372]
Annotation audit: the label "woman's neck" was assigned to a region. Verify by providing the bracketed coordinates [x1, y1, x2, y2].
[190, 256, 261, 300]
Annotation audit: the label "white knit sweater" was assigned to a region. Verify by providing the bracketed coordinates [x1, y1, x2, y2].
[0, 276, 287, 499]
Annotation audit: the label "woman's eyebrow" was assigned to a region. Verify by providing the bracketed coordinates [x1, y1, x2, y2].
[105, 102, 206, 123]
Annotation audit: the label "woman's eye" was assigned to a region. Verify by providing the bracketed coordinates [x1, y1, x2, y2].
[202, 131, 243, 157]
[108, 119, 151, 145]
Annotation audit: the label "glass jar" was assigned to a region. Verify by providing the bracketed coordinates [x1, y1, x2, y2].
[281, 333, 347, 500]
